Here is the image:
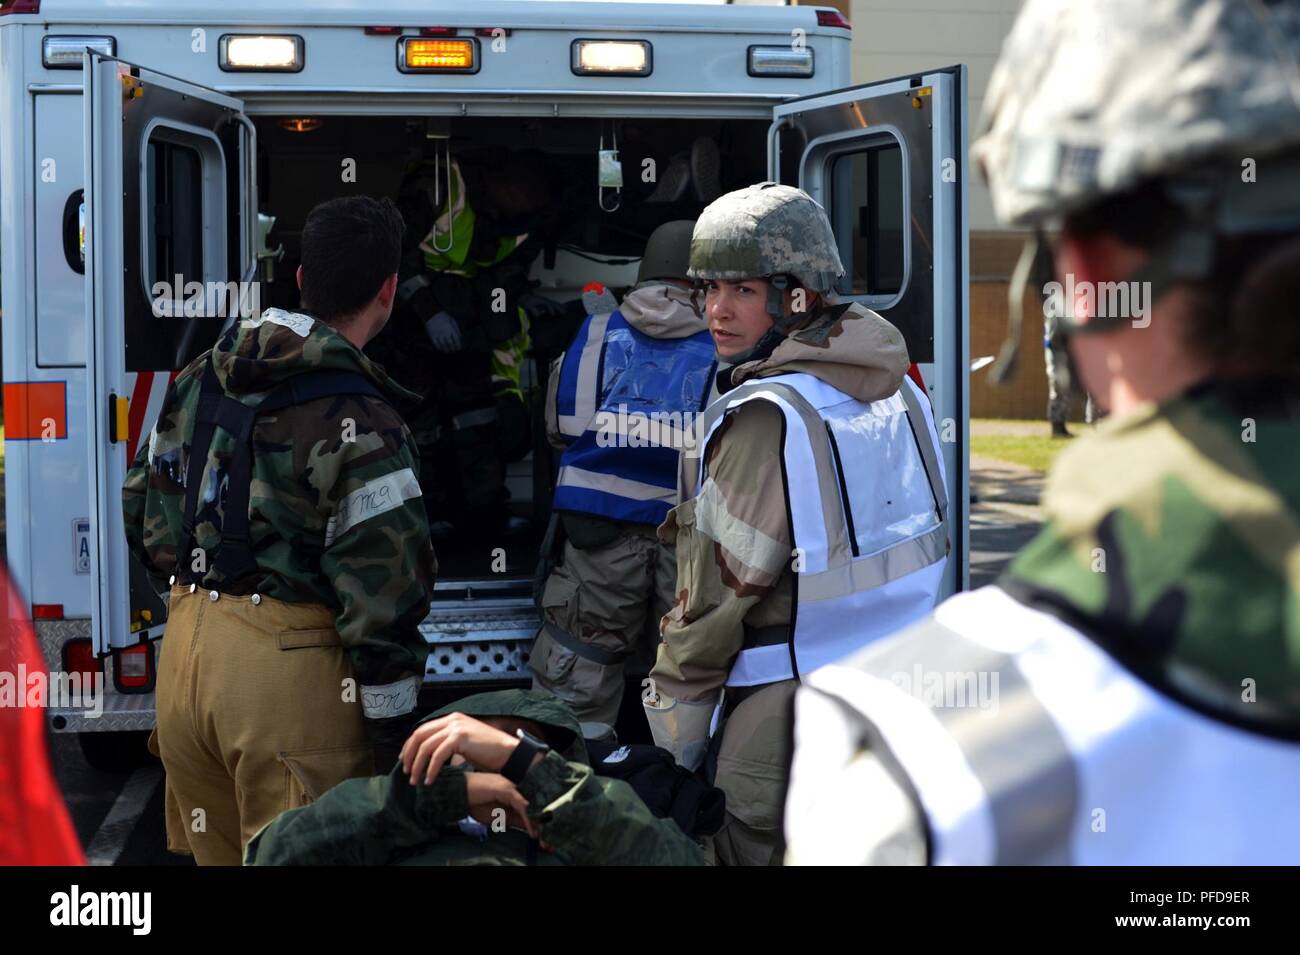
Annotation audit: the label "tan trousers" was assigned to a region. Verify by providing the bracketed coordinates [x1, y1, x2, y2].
[150, 584, 374, 865]
[706, 679, 797, 867]
[530, 530, 677, 726]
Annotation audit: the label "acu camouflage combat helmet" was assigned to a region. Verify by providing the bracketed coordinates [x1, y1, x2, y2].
[974, 0, 1300, 378]
[688, 182, 844, 322]
[974, 0, 1300, 230]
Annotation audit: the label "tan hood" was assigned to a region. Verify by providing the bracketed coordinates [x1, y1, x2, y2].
[732, 301, 910, 403]
[619, 282, 708, 340]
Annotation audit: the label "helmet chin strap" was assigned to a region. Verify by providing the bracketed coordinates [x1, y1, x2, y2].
[723, 325, 786, 365]
[991, 231, 1054, 385]
[687, 280, 707, 319]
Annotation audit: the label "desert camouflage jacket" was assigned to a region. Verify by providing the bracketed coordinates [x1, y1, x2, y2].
[649, 301, 911, 703]
[122, 308, 437, 746]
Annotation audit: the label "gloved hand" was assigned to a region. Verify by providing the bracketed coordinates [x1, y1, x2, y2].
[424, 310, 463, 353]
[643, 689, 717, 772]
[520, 292, 568, 321]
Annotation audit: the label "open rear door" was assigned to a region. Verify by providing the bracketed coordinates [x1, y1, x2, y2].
[83, 51, 257, 655]
[769, 66, 969, 594]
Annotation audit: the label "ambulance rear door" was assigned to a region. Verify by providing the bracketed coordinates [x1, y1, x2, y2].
[83, 51, 257, 655]
[769, 65, 969, 593]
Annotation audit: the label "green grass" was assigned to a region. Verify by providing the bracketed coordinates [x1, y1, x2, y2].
[969, 434, 1061, 473]
[970, 419, 1082, 473]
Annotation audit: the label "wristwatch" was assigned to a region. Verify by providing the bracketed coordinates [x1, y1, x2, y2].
[501, 729, 550, 783]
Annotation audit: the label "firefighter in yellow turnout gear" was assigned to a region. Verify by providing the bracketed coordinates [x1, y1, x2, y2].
[374, 151, 559, 539]
[411, 156, 532, 404]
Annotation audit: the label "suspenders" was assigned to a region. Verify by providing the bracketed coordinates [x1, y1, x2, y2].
[176, 352, 387, 588]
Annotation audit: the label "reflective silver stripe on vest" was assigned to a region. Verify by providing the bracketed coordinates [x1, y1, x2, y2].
[554, 464, 676, 505]
[898, 377, 948, 519]
[747, 380, 855, 570]
[682, 385, 728, 501]
[799, 524, 949, 602]
[688, 379, 844, 562]
[845, 614, 1080, 864]
[557, 311, 613, 438]
[589, 408, 695, 450]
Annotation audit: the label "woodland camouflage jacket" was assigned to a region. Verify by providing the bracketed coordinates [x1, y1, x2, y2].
[123, 308, 437, 749]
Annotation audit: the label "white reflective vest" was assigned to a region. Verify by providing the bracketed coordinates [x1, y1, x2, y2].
[689, 372, 949, 689]
[793, 585, 1300, 865]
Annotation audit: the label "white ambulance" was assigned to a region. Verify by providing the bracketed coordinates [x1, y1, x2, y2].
[0, 0, 968, 767]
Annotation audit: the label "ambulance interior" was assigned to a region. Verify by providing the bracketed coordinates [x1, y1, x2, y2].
[247, 114, 780, 581]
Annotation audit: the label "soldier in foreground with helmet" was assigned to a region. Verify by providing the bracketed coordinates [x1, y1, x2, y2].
[642, 183, 950, 865]
[784, 0, 1300, 865]
[529, 220, 718, 733]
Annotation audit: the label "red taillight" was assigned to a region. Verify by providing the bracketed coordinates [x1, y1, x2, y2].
[114, 644, 154, 691]
[816, 10, 851, 29]
[0, 0, 42, 16]
[419, 26, 458, 37]
[63, 638, 98, 680]
[31, 603, 64, 620]
[474, 28, 512, 37]
[907, 363, 930, 399]
[364, 26, 402, 35]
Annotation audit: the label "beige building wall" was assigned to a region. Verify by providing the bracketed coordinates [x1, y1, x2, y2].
[842, 0, 1066, 419]
[750, 0, 1061, 418]
[847, 0, 1021, 233]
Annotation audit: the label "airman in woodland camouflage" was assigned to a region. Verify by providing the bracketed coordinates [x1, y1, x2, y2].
[124, 196, 436, 865]
[784, 0, 1300, 865]
[244, 689, 704, 866]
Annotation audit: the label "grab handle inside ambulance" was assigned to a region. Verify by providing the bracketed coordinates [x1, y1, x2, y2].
[63, 189, 86, 275]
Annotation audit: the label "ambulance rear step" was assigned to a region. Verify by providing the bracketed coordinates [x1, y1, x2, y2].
[419, 578, 539, 684]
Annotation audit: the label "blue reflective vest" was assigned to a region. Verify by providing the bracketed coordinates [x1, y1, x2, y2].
[553, 310, 716, 526]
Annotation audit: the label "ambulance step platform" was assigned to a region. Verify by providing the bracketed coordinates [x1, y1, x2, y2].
[419, 577, 539, 685]
[47, 690, 158, 735]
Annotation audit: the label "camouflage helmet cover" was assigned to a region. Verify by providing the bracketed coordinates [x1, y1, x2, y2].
[973, 0, 1300, 229]
[688, 182, 845, 292]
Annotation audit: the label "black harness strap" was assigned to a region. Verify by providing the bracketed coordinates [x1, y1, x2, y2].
[742, 623, 791, 650]
[176, 355, 226, 582]
[178, 355, 387, 588]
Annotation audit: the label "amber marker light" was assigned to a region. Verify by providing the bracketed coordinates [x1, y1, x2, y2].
[399, 37, 479, 73]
